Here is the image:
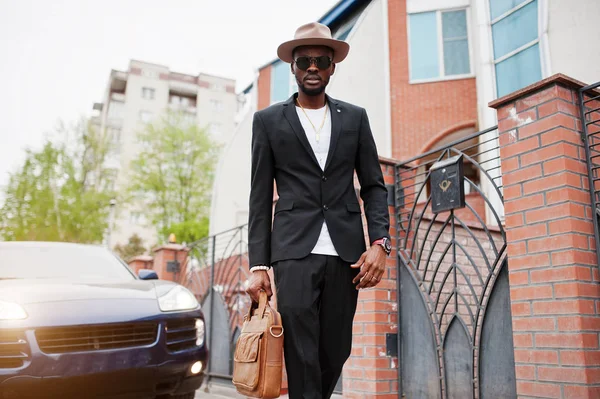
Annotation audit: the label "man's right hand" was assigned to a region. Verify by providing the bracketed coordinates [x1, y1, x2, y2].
[246, 270, 274, 303]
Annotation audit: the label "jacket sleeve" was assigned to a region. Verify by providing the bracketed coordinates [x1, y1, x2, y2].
[248, 112, 275, 268]
[355, 108, 390, 244]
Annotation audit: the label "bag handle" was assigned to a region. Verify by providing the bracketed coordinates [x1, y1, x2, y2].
[256, 290, 268, 318]
[246, 290, 269, 320]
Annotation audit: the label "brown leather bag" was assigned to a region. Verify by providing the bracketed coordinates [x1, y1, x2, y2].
[232, 291, 284, 398]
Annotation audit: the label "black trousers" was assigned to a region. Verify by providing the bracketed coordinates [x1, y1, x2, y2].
[273, 254, 359, 399]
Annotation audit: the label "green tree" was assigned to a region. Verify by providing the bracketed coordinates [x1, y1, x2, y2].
[128, 111, 220, 243]
[161, 218, 209, 245]
[0, 118, 118, 242]
[113, 233, 147, 261]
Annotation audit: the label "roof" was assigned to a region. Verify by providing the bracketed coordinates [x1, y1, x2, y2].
[242, 0, 366, 94]
[319, 0, 361, 25]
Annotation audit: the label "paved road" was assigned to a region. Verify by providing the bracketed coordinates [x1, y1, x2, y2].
[194, 383, 245, 399]
[194, 382, 342, 399]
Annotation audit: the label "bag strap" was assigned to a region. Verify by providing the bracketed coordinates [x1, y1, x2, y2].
[246, 290, 269, 320]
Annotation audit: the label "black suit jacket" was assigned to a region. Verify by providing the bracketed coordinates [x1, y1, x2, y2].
[248, 93, 390, 267]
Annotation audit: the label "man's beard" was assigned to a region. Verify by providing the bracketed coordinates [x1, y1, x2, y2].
[298, 83, 325, 96]
[297, 75, 328, 96]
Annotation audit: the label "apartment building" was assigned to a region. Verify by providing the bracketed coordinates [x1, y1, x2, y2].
[209, 0, 600, 235]
[93, 60, 237, 248]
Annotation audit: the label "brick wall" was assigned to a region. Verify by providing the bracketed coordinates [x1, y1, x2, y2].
[491, 74, 600, 399]
[387, 0, 478, 161]
[342, 159, 398, 398]
[128, 255, 154, 275]
[257, 64, 272, 111]
[151, 244, 189, 282]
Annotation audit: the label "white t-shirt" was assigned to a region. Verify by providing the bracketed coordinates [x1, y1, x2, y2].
[295, 104, 339, 257]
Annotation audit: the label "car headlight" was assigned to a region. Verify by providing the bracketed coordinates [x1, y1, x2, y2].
[158, 286, 199, 312]
[0, 300, 28, 320]
[196, 319, 205, 347]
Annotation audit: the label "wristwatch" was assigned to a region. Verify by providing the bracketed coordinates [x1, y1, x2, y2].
[372, 237, 391, 256]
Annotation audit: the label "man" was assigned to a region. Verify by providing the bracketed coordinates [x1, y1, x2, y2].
[246, 22, 391, 398]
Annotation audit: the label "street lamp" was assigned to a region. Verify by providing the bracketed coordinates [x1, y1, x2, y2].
[105, 198, 117, 248]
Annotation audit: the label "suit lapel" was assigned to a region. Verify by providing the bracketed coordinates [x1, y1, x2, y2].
[282, 94, 320, 168]
[324, 95, 341, 171]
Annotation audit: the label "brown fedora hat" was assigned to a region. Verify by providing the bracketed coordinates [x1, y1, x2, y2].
[277, 22, 350, 64]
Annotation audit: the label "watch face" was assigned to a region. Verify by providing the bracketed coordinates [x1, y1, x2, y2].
[383, 238, 392, 252]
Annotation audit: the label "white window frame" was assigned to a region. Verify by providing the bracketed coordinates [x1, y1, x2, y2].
[491, 0, 540, 65]
[407, 7, 475, 84]
[210, 99, 223, 112]
[141, 87, 155, 100]
[489, 0, 542, 98]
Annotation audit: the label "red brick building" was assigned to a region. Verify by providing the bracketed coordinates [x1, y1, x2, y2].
[198, 0, 600, 397]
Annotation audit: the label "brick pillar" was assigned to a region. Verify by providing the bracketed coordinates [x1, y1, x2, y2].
[490, 74, 600, 399]
[343, 158, 399, 398]
[153, 243, 189, 282]
[127, 255, 154, 275]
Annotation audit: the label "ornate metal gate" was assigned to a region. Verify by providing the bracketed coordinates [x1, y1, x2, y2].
[579, 81, 600, 267]
[395, 127, 517, 399]
[181, 225, 252, 384]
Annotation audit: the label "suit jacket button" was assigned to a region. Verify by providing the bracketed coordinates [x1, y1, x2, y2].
[323, 205, 329, 211]
[322, 175, 327, 182]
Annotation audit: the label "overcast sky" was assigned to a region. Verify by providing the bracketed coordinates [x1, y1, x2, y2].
[0, 0, 338, 189]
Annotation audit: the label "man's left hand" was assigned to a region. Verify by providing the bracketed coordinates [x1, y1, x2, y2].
[351, 245, 387, 289]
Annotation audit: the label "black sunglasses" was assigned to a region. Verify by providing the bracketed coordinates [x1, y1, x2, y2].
[293, 56, 332, 71]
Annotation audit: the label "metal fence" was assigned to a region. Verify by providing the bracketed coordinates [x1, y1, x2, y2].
[394, 126, 517, 398]
[579, 81, 600, 268]
[181, 225, 251, 383]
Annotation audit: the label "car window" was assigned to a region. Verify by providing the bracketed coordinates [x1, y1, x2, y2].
[0, 244, 136, 280]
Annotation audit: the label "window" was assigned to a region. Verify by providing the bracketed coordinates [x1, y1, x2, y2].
[139, 111, 153, 123]
[182, 112, 196, 125]
[209, 123, 221, 136]
[170, 95, 190, 107]
[289, 75, 298, 97]
[107, 127, 121, 142]
[107, 127, 121, 152]
[288, 73, 299, 97]
[210, 99, 223, 112]
[271, 60, 291, 104]
[142, 69, 159, 79]
[141, 87, 155, 100]
[107, 101, 124, 119]
[211, 83, 224, 92]
[408, 9, 471, 81]
[129, 212, 143, 224]
[490, 0, 541, 97]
